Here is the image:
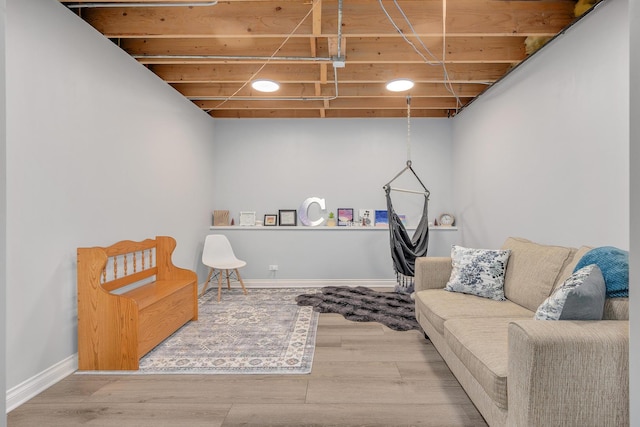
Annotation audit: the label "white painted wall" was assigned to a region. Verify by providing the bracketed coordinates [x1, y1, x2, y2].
[5, 0, 216, 396]
[212, 118, 453, 227]
[451, 0, 629, 251]
[1, 0, 7, 423]
[453, 0, 634, 421]
[629, 0, 638, 424]
[210, 118, 458, 279]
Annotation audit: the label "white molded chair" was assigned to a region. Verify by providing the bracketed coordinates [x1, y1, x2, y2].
[201, 234, 248, 302]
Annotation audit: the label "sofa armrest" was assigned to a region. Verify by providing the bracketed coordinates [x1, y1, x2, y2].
[414, 257, 452, 292]
[507, 319, 629, 426]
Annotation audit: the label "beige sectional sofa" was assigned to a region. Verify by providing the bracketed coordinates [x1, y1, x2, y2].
[414, 237, 629, 427]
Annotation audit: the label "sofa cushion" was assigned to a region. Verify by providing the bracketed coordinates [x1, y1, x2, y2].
[501, 237, 575, 312]
[414, 289, 534, 335]
[603, 298, 629, 320]
[554, 246, 592, 290]
[444, 317, 524, 410]
[534, 264, 606, 320]
[444, 245, 511, 301]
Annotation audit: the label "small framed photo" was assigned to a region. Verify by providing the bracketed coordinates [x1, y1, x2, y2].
[239, 211, 256, 226]
[375, 209, 389, 227]
[359, 208, 374, 227]
[278, 209, 297, 226]
[337, 208, 354, 226]
[264, 214, 278, 226]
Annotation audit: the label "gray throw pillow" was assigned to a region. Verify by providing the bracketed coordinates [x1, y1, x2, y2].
[444, 245, 511, 301]
[534, 264, 606, 320]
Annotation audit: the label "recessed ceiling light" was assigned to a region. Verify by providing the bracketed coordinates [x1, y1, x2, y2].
[385, 79, 414, 92]
[251, 79, 280, 93]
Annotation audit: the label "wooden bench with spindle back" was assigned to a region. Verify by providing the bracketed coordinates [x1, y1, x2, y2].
[77, 236, 198, 370]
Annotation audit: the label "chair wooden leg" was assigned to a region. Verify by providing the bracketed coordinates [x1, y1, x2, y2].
[217, 269, 223, 302]
[235, 269, 248, 295]
[225, 270, 231, 290]
[201, 268, 214, 296]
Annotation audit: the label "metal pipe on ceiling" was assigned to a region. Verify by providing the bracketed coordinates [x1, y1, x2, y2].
[66, 1, 217, 8]
[134, 55, 333, 62]
[336, 0, 343, 61]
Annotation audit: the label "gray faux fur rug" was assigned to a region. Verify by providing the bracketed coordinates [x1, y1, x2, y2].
[296, 286, 421, 332]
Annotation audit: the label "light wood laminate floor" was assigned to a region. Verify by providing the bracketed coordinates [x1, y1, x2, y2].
[8, 313, 488, 426]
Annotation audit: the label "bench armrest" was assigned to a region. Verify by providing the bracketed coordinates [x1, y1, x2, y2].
[414, 257, 452, 292]
[156, 236, 197, 282]
[507, 319, 629, 426]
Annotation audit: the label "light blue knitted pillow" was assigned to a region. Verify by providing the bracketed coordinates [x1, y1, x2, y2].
[574, 246, 629, 298]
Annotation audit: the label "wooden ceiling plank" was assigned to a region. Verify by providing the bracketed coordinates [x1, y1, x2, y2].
[327, 96, 470, 109]
[343, 36, 526, 63]
[172, 82, 488, 98]
[323, 109, 451, 118]
[210, 109, 323, 119]
[195, 96, 469, 110]
[185, 95, 478, 104]
[122, 37, 329, 58]
[151, 62, 509, 83]
[79, 2, 316, 37]
[197, 99, 327, 109]
[446, 0, 576, 35]
[312, 0, 322, 36]
[124, 35, 525, 65]
[338, 0, 574, 37]
[74, 0, 573, 38]
[209, 109, 450, 119]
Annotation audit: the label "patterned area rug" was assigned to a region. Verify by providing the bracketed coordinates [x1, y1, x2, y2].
[137, 287, 319, 374]
[296, 286, 421, 332]
[80, 288, 319, 374]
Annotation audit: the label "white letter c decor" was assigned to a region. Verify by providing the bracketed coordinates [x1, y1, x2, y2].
[298, 197, 327, 226]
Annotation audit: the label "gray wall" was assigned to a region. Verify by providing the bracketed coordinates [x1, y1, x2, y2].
[451, 0, 629, 251]
[1, 0, 6, 423]
[210, 118, 458, 280]
[629, 0, 638, 423]
[5, 0, 216, 395]
[452, 0, 634, 420]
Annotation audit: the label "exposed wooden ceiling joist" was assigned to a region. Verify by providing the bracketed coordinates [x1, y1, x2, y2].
[60, 0, 593, 119]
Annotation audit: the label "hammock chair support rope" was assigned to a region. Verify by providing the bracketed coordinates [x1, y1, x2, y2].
[383, 96, 431, 294]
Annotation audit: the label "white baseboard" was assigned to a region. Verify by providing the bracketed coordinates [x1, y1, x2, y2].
[199, 278, 396, 291]
[244, 279, 396, 288]
[8, 279, 396, 413]
[6, 353, 77, 413]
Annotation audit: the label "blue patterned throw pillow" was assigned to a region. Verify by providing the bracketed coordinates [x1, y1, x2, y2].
[574, 246, 629, 298]
[444, 245, 511, 301]
[535, 264, 606, 320]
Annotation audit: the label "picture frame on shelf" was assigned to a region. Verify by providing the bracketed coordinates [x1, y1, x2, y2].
[337, 208, 354, 226]
[212, 210, 230, 226]
[264, 214, 278, 226]
[239, 211, 256, 226]
[359, 208, 374, 227]
[278, 209, 297, 226]
[374, 209, 389, 227]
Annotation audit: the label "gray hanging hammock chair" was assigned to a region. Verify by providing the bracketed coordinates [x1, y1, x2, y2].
[383, 161, 430, 294]
[382, 96, 431, 294]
